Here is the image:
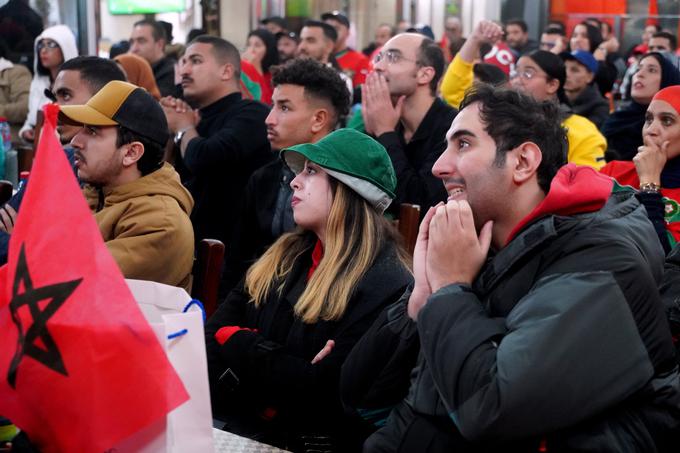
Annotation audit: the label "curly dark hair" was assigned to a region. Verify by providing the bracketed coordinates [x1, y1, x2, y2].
[271, 58, 350, 126]
[247, 29, 280, 74]
[459, 84, 567, 194]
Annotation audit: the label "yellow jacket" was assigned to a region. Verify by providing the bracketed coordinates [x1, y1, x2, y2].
[84, 163, 195, 292]
[562, 113, 607, 170]
[440, 53, 474, 109]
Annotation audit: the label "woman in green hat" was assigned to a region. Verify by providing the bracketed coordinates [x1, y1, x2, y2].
[205, 128, 413, 452]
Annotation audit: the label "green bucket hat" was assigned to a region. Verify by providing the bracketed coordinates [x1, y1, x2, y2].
[281, 128, 397, 213]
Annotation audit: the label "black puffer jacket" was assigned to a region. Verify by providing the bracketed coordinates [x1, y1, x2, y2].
[343, 167, 680, 452]
[206, 233, 412, 452]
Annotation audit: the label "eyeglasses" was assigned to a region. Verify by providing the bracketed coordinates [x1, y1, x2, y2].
[540, 41, 556, 49]
[373, 50, 418, 65]
[509, 68, 547, 81]
[37, 40, 60, 51]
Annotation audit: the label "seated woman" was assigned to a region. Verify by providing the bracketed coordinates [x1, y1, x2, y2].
[602, 52, 680, 161]
[19, 25, 78, 142]
[601, 85, 680, 254]
[205, 128, 413, 452]
[242, 29, 279, 105]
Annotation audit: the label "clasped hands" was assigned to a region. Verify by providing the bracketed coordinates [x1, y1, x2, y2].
[407, 200, 493, 320]
[160, 96, 200, 133]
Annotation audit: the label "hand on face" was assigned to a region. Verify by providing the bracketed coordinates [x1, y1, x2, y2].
[634, 134, 669, 185]
[361, 72, 404, 136]
[160, 96, 199, 133]
[426, 200, 492, 292]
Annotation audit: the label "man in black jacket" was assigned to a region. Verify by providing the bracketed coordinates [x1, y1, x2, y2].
[129, 20, 176, 97]
[220, 58, 350, 297]
[341, 85, 680, 452]
[362, 33, 456, 217]
[161, 35, 271, 245]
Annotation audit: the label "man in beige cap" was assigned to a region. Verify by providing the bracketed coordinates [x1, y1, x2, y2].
[60, 80, 195, 291]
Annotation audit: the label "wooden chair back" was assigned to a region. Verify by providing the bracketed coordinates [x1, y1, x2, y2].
[396, 203, 420, 256]
[191, 239, 225, 318]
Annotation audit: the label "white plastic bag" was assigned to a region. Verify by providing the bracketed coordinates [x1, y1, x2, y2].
[113, 279, 214, 453]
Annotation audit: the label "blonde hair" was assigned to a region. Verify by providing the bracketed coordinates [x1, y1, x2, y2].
[245, 181, 410, 323]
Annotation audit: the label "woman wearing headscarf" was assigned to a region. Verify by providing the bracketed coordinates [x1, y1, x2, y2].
[601, 52, 680, 161]
[206, 129, 412, 452]
[601, 85, 680, 254]
[113, 53, 161, 100]
[19, 24, 78, 142]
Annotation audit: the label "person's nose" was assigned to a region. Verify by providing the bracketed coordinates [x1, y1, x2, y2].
[265, 109, 277, 127]
[432, 145, 456, 179]
[290, 173, 302, 190]
[70, 128, 86, 149]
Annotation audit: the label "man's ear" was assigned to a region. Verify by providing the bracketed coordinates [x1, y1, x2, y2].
[417, 66, 435, 88]
[311, 108, 330, 133]
[221, 62, 236, 81]
[122, 141, 144, 168]
[546, 77, 560, 96]
[509, 141, 542, 185]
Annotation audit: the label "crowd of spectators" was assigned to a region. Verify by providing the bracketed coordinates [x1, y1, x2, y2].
[4, 9, 680, 453]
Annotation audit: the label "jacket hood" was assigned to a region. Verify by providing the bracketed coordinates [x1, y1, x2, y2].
[506, 164, 613, 243]
[572, 84, 608, 112]
[34, 25, 79, 73]
[100, 163, 194, 214]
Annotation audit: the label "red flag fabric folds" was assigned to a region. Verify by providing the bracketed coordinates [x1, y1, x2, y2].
[0, 104, 189, 452]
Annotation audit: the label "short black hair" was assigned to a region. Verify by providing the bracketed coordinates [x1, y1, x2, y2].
[187, 35, 241, 77]
[133, 19, 167, 42]
[652, 31, 677, 51]
[473, 63, 508, 86]
[271, 59, 350, 126]
[109, 40, 130, 59]
[459, 84, 567, 194]
[60, 56, 126, 94]
[416, 37, 445, 96]
[547, 21, 566, 35]
[116, 126, 163, 176]
[247, 29, 280, 74]
[543, 25, 566, 37]
[187, 28, 207, 43]
[506, 19, 528, 33]
[303, 20, 338, 42]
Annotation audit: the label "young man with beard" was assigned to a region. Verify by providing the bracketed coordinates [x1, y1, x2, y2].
[362, 32, 457, 216]
[322, 10, 370, 86]
[61, 81, 195, 292]
[220, 58, 350, 296]
[342, 85, 679, 452]
[129, 19, 176, 97]
[297, 20, 353, 98]
[161, 35, 271, 245]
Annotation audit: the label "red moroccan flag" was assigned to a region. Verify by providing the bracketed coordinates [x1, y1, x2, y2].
[0, 104, 189, 452]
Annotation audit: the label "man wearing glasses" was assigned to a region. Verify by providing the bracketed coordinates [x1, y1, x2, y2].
[362, 33, 457, 217]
